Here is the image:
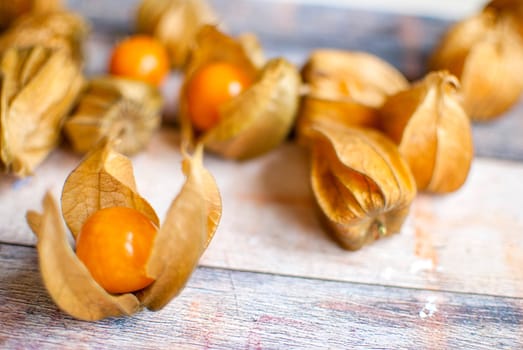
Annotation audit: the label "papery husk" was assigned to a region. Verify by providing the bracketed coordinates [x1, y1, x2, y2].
[27, 193, 142, 321]
[0, 46, 83, 177]
[429, 9, 523, 121]
[0, 0, 62, 31]
[309, 121, 416, 251]
[380, 71, 473, 194]
[138, 145, 222, 310]
[64, 77, 163, 156]
[297, 50, 408, 139]
[61, 139, 160, 238]
[27, 140, 222, 321]
[486, 0, 523, 38]
[0, 10, 89, 64]
[200, 58, 301, 160]
[136, 0, 217, 68]
[180, 26, 299, 160]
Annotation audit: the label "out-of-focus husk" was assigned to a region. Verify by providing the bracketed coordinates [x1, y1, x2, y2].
[429, 8, 523, 121]
[136, 0, 216, 68]
[485, 0, 523, 37]
[64, 77, 163, 156]
[0, 10, 89, 64]
[179, 26, 301, 160]
[0, 0, 62, 31]
[0, 46, 83, 177]
[380, 71, 473, 194]
[308, 120, 416, 251]
[27, 140, 222, 321]
[297, 50, 409, 139]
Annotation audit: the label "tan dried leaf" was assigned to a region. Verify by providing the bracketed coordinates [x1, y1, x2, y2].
[0, 11, 89, 64]
[0, 46, 83, 177]
[380, 71, 473, 193]
[26, 193, 142, 321]
[64, 77, 163, 156]
[138, 145, 222, 310]
[27, 141, 222, 320]
[429, 9, 523, 121]
[298, 50, 408, 139]
[136, 0, 216, 68]
[309, 121, 416, 250]
[61, 139, 159, 238]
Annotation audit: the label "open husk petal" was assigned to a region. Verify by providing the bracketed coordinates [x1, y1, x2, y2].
[297, 50, 408, 138]
[0, 46, 83, 177]
[136, 0, 216, 68]
[138, 145, 222, 310]
[26, 193, 142, 321]
[380, 71, 473, 193]
[430, 9, 523, 121]
[27, 140, 222, 320]
[61, 139, 159, 238]
[309, 121, 416, 250]
[64, 76, 163, 156]
[201, 58, 301, 160]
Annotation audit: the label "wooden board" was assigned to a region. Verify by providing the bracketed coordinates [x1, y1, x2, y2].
[1, 0, 523, 347]
[1, 244, 522, 349]
[2, 128, 522, 299]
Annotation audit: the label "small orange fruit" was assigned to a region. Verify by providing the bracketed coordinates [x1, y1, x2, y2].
[109, 35, 169, 86]
[186, 61, 253, 132]
[76, 207, 157, 294]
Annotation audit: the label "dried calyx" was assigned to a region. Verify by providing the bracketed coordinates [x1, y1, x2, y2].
[136, 0, 216, 68]
[0, 10, 89, 65]
[27, 140, 222, 321]
[308, 120, 416, 250]
[298, 49, 409, 139]
[0, 0, 62, 30]
[64, 77, 163, 156]
[380, 71, 473, 194]
[429, 7, 523, 121]
[179, 25, 301, 160]
[0, 45, 83, 177]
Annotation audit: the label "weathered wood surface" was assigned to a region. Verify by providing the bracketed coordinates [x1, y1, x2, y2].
[2, 129, 522, 299]
[1, 0, 523, 348]
[1, 244, 522, 349]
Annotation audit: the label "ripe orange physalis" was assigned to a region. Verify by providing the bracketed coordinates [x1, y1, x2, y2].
[108, 35, 169, 86]
[186, 61, 253, 132]
[75, 207, 157, 294]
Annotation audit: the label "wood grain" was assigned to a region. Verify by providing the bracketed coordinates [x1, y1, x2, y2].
[2, 129, 522, 298]
[1, 243, 522, 349]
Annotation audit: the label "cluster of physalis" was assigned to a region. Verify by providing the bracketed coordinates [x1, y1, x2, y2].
[0, 0, 519, 320]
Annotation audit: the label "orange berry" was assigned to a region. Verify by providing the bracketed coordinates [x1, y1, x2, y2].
[109, 35, 169, 86]
[186, 61, 252, 132]
[76, 207, 157, 294]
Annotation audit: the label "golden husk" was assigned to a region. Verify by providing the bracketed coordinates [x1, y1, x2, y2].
[297, 50, 409, 138]
[308, 120, 416, 251]
[0, 0, 62, 30]
[0, 10, 89, 64]
[136, 0, 217, 68]
[380, 71, 473, 193]
[429, 9, 523, 121]
[26, 140, 222, 321]
[0, 46, 83, 177]
[64, 77, 163, 156]
[179, 26, 301, 160]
